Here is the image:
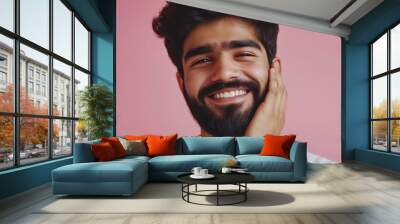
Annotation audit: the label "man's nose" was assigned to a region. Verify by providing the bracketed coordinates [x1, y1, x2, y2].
[210, 54, 240, 82]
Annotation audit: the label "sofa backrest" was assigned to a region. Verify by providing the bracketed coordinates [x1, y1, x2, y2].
[73, 139, 100, 163]
[235, 136, 264, 155]
[177, 136, 236, 155]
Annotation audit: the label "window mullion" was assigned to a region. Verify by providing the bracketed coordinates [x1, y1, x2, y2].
[71, 10, 76, 155]
[388, 30, 391, 152]
[370, 45, 373, 149]
[13, 0, 20, 167]
[49, 0, 53, 160]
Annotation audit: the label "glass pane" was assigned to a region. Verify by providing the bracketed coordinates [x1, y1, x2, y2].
[53, 119, 72, 157]
[0, 34, 14, 112]
[0, 116, 13, 170]
[53, 59, 72, 117]
[74, 17, 89, 70]
[20, 0, 49, 49]
[391, 120, 400, 153]
[372, 77, 387, 119]
[20, 117, 49, 165]
[74, 69, 89, 118]
[392, 72, 400, 118]
[372, 121, 388, 151]
[53, 0, 72, 60]
[20, 44, 49, 115]
[372, 33, 387, 76]
[392, 24, 400, 70]
[0, 0, 14, 31]
[75, 120, 88, 143]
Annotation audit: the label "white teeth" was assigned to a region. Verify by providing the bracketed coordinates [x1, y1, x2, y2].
[213, 89, 247, 99]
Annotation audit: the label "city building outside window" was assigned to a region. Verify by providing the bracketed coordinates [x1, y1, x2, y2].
[0, 71, 6, 85]
[28, 81, 34, 94]
[0, 55, 6, 67]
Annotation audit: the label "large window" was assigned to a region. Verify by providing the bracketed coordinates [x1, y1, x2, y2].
[0, 0, 90, 171]
[371, 22, 400, 153]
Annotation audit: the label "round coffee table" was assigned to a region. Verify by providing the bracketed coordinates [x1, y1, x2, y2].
[177, 172, 255, 206]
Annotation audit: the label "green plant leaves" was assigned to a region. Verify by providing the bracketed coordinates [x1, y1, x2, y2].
[79, 84, 113, 140]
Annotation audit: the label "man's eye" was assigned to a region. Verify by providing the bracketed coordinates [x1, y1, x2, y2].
[192, 57, 212, 66]
[237, 52, 255, 57]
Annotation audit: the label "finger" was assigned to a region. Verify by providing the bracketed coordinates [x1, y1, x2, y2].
[273, 58, 282, 74]
[272, 60, 284, 89]
[268, 68, 279, 93]
[278, 88, 288, 116]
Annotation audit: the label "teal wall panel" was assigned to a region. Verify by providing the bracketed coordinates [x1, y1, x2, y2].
[343, 0, 400, 171]
[0, 158, 72, 199]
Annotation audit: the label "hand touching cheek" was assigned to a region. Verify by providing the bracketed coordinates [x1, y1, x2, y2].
[245, 59, 287, 136]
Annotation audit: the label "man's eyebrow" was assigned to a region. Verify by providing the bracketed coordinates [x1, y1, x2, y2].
[183, 40, 261, 62]
[183, 45, 212, 62]
[227, 40, 262, 50]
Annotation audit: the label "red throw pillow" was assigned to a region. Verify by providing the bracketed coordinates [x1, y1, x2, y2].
[146, 134, 177, 157]
[101, 137, 127, 158]
[260, 134, 296, 159]
[91, 142, 117, 161]
[124, 135, 148, 141]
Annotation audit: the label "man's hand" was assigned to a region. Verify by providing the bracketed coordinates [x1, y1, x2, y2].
[245, 59, 287, 136]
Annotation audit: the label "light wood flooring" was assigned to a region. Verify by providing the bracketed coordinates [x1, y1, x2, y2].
[0, 162, 400, 224]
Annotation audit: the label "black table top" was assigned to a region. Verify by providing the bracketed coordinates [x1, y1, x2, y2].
[177, 172, 255, 185]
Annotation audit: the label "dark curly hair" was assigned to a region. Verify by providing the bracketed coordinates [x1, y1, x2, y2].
[152, 2, 279, 76]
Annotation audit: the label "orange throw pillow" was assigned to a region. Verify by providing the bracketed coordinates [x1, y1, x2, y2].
[91, 142, 117, 161]
[146, 134, 178, 157]
[260, 134, 296, 159]
[124, 135, 148, 141]
[101, 137, 127, 158]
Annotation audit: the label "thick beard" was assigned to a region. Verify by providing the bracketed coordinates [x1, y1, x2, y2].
[182, 82, 266, 137]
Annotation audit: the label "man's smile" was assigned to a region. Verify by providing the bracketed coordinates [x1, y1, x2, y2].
[206, 87, 251, 106]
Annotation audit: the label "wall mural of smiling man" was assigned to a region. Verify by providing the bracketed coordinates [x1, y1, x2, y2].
[152, 3, 287, 137]
[117, 0, 341, 162]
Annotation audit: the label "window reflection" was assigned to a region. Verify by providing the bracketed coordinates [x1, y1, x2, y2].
[20, 0, 49, 49]
[74, 18, 89, 69]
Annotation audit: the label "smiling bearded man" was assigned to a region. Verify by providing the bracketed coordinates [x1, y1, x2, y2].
[152, 3, 287, 137]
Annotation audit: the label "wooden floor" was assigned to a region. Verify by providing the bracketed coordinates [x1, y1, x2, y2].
[1, 162, 400, 224]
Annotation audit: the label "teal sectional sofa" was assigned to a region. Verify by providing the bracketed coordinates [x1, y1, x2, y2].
[52, 137, 307, 196]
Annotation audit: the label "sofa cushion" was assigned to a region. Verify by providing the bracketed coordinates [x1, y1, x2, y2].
[114, 155, 150, 164]
[148, 154, 235, 172]
[260, 135, 296, 159]
[101, 137, 127, 158]
[147, 134, 177, 157]
[91, 142, 118, 161]
[236, 155, 293, 172]
[73, 139, 100, 163]
[53, 158, 148, 183]
[235, 136, 264, 155]
[124, 135, 148, 141]
[179, 137, 235, 155]
[118, 138, 147, 156]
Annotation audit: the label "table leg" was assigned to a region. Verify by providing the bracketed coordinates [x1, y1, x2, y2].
[181, 184, 183, 199]
[195, 184, 197, 192]
[245, 183, 247, 201]
[187, 184, 190, 202]
[217, 184, 219, 206]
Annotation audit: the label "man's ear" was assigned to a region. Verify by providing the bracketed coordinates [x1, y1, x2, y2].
[176, 72, 184, 94]
[270, 58, 281, 73]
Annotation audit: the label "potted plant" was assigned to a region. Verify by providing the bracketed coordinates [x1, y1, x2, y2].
[79, 84, 113, 140]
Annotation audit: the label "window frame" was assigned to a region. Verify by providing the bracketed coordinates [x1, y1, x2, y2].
[0, 0, 92, 171]
[370, 20, 400, 154]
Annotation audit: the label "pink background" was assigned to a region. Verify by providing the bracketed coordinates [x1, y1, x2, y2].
[116, 0, 341, 162]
